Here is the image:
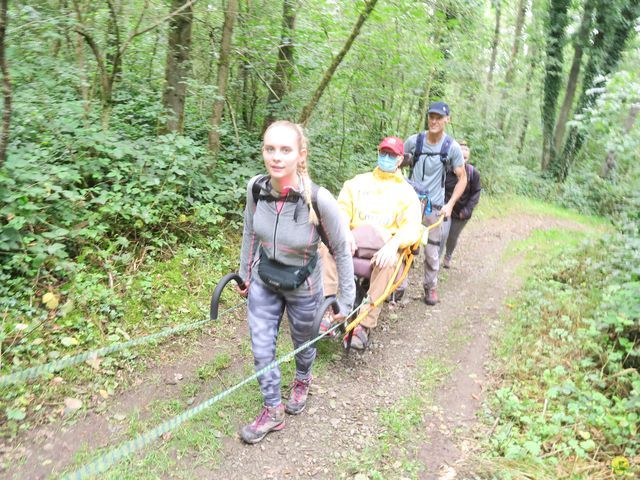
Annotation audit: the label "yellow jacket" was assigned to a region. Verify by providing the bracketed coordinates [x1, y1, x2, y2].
[338, 167, 422, 248]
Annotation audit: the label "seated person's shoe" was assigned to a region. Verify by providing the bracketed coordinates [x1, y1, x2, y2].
[343, 325, 369, 351]
[318, 311, 338, 338]
[385, 287, 405, 303]
[240, 404, 285, 444]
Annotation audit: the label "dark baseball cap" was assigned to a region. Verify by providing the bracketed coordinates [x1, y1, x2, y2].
[427, 101, 450, 116]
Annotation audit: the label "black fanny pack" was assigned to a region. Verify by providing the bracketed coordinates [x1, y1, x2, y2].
[258, 247, 318, 291]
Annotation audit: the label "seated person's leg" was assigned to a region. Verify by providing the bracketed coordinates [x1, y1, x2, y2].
[319, 242, 338, 297]
[364, 264, 396, 329]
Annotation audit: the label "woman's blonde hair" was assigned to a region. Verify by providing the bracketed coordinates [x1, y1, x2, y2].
[263, 121, 319, 225]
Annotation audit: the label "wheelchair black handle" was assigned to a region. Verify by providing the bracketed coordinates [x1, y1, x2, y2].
[311, 296, 340, 337]
[210, 273, 246, 320]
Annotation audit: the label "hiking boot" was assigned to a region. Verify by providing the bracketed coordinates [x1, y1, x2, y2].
[442, 255, 451, 269]
[343, 325, 369, 351]
[424, 288, 438, 306]
[285, 376, 312, 415]
[239, 404, 285, 444]
[386, 288, 405, 303]
[318, 311, 338, 338]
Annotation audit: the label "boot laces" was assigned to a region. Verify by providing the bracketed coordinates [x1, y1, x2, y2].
[252, 406, 272, 428]
[291, 379, 308, 402]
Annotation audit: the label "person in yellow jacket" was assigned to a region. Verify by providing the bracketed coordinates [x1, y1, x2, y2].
[321, 136, 422, 350]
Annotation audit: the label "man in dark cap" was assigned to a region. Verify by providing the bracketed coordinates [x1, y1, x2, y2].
[404, 101, 467, 305]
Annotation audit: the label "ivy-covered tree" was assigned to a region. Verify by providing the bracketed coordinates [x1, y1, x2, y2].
[161, 0, 194, 133]
[556, 0, 640, 180]
[0, 0, 10, 166]
[540, 0, 570, 171]
[551, 0, 595, 156]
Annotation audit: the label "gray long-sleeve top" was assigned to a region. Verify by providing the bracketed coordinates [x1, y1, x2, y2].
[239, 174, 355, 316]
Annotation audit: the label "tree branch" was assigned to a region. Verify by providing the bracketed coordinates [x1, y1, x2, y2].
[74, 27, 109, 98]
[119, 0, 200, 55]
[106, 0, 121, 52]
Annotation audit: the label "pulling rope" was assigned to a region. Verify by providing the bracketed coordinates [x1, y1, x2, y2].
[0, 302, 245, 387]
[62, 296, 360, 480]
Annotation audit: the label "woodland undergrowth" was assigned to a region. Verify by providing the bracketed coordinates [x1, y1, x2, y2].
[472, 224, 639, 479]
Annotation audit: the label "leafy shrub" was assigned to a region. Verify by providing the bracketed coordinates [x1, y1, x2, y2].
[479, 224, 640, 477]
[0, 125, 258, 319]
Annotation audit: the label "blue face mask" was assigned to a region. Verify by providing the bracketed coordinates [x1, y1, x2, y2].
[377, 153, 398, 172]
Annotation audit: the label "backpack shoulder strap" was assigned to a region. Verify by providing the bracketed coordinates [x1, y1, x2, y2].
[415, 131, 426, 158]
[410, 131, 426, 179]
[251, 174, 269, 206]
[310, 182, 332, 252]
[440, 134, 452, 164]
[439, 135, 453, 187]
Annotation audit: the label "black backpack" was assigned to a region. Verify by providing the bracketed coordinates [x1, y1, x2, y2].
[250, 175, 332, 251]
[409, 132, 453, 189]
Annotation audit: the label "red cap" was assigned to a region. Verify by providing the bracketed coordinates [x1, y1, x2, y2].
[378, 136, 404, 156]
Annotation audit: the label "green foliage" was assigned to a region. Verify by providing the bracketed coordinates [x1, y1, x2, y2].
[477, 223, 640, 477]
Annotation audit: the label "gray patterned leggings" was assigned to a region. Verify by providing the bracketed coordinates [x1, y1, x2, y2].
[247, 280, 323, 407]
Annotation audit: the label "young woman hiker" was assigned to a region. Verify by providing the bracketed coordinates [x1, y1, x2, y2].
[236, 121, 355, 444]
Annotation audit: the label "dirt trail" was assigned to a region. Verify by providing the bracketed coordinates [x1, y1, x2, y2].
[2, 214, 585, 479]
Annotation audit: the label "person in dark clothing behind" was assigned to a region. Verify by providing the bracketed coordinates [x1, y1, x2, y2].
[440, 140, 481, 268]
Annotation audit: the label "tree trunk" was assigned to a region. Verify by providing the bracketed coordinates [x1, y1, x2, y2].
[298, 0, 379, 126]
[263, 0, 297, 130]
[540, 0, 570, 171]
[240, 56, 250, 127]
[148, 28, 162, 80]
[600, 102, 639, 178]
[487, 0, 501, 86]
[483, 0, 501, 120]
[73, 0, 115, 128]
[52, 0, 68, 57]
[419, 6, 458, 129]
[105, 0, 123, 91]
[497, 0, 528, 132]
[417, 70, 435, 132]
[517, 45, 538, 155]
[161, 0, 193, 134]
[76, 31, 91, 122]
[552, 0, 595, 155]
[0, 0, 11, 167]
[208, 0, 239, 154]
[417, 28, 442, 132]
[504, 0, 528, 86]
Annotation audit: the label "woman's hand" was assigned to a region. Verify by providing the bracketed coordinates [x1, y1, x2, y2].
[346, 229, 357, 256]
[235, 281, 249, 298]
